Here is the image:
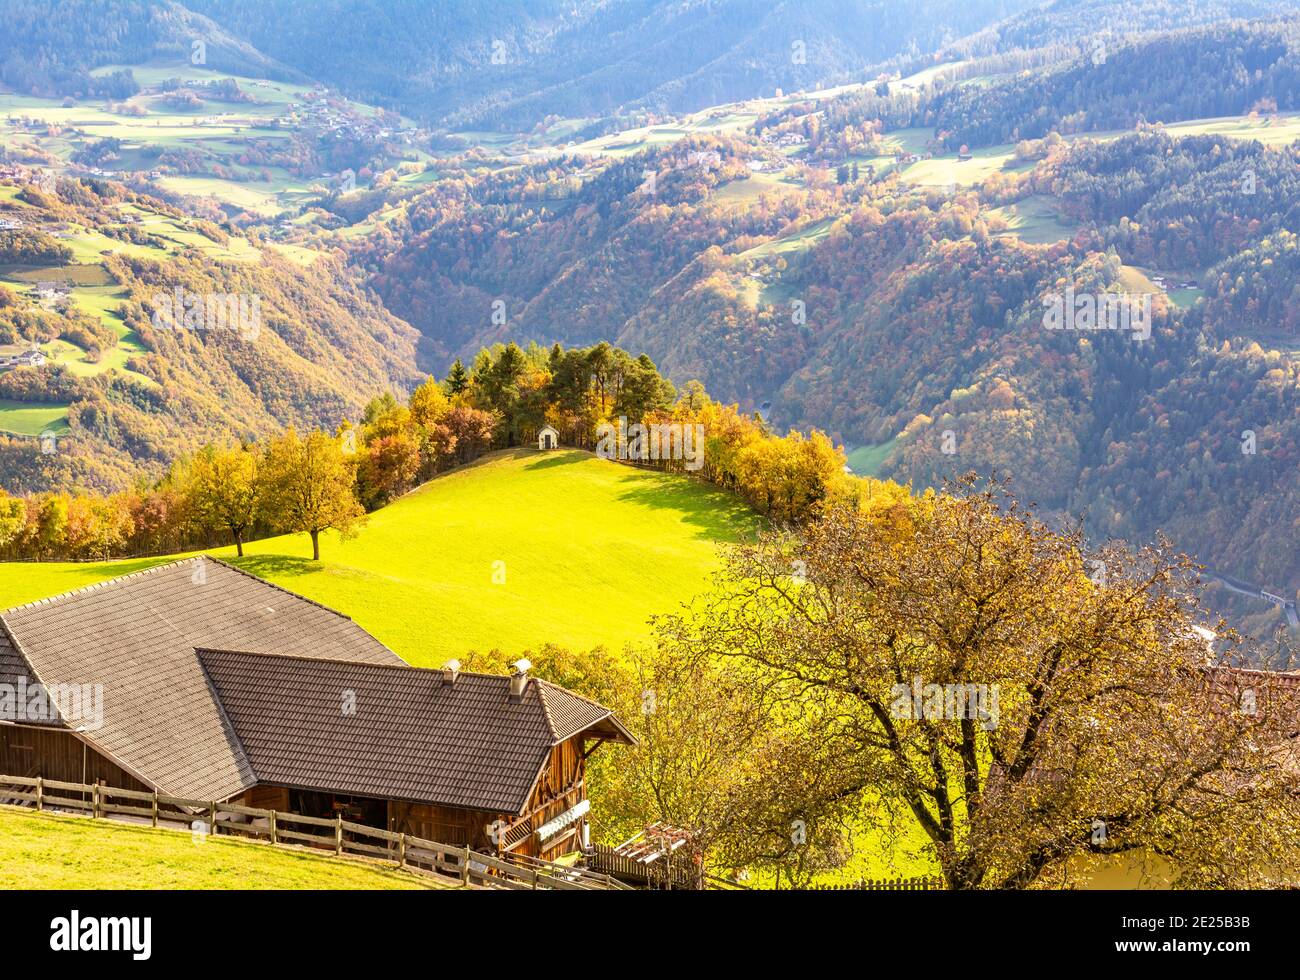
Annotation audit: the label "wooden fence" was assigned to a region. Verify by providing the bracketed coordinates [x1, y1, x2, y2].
[0, 774, 627, 891]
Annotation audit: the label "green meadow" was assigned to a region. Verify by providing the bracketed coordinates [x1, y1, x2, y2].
[0, 449, 760, 664]
[0, 807, 445, 890]
[991, 194, 1078, 244]
[845, 439, 898, 477]
[0, 399, 70, 436]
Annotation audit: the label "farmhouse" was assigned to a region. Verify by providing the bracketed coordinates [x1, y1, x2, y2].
[35, 281, 70, 303]
[0, 346, 45, 370]
[0, 558, 632, 862]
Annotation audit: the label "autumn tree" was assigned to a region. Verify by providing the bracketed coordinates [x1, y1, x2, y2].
[0, 493, 25, 552]
[656, 479, 1300, 888]
[189, 443, 260, 557]
[357, 431, 421, 507]
[259, 428, 365, 561]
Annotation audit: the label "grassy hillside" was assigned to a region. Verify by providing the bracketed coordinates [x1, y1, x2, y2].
[0, 807, 443, 890]
[0, 449, 759, 663]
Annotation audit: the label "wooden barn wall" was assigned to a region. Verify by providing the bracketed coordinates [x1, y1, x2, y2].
[0, 724, 147, 791]
[388, 799, 496, 850]
[386, 737, 591, 859]
[528, 736, 588, 861]
[235, 785, 290, 811]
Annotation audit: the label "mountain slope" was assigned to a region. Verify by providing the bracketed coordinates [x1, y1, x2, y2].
[185, 0, 1038, 128]
[0, 0, 305, 97]
[0, 175, 421, 491]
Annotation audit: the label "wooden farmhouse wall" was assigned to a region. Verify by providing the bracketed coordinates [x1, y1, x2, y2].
[386, 734, 592, 860]
[0, 724, 147, 791]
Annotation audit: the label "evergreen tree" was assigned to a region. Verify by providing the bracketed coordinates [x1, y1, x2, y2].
[445, 358, 470, 395]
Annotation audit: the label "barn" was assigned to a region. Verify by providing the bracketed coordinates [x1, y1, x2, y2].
[0, 557, 633, 862]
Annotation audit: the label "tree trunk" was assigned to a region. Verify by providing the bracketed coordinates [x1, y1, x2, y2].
[310, 530, 320, 561]
[234, 529, 244, 558]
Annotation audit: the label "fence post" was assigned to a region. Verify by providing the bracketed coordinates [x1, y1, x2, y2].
[335, 814, 343, 855]
[270, 810, 278, 845]
[398, 833, 407, 867]
[460, 846, 471, 885]
[209, 802, 217, 836]
[531, 869, 539, 890]
[91, 783, 100, 819]
[35, 776, 42, 812]
[151, 791, 158, 828]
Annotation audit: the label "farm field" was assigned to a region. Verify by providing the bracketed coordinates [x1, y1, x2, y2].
[0, 59, 416, 217]
[900, 141, 1027, 188]
[0, 449, 761, 664]
[845, 439, 898, 477]
[712, 170, 804, 206]
[0, 807, 446, 890]
[0, 398, 70, 436]
[1163, 110, 1300, 147]
[739, 216, 837, 259]
[991, 194, 1078, 244]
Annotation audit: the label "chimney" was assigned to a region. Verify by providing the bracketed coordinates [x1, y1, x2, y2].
[442, 658, 460, 687]
[509, 658, 532, 701]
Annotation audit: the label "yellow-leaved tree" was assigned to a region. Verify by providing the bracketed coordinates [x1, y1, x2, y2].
[259, 428, 364, 561]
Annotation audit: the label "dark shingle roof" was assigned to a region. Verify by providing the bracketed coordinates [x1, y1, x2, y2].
[197, 648, 631, 814]
[0, 557, 402, 800]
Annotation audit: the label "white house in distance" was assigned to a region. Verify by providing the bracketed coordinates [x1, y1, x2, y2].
[538, 425, 560, 450]
[0, 345, 46, 371]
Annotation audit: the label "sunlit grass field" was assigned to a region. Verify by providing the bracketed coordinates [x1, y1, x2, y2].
[0, 807, 445, 890]
[0, 449, 760, 664]
[0, 399, 70, 436]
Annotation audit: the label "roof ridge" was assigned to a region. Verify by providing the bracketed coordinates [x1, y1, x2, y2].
[196, 646, 513, 681]
[537, 676, 616, 716]
[194, 650, 260, 794]
[0, 615, 69, 728]
[1207, 665, 1300, 679]
[534, 677, 562, 742]
[0, 556, 197, 616]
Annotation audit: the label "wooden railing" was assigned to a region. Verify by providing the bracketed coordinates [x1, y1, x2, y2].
[502, 848, 634, 891]
[0, 774, 622, 891]
[808, 876, 945, 890]
[586, 843, 700, 889]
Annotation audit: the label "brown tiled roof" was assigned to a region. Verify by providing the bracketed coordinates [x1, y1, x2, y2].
[197, 648, 632, 814]
[0, 557, 402, 800]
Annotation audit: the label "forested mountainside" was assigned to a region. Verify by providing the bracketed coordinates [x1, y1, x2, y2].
[339, 121, 1299, 598]
[183, 0, 1036, 128]
[923, 20, 1300, 149]
[0, 178, 420, 492]
[946, 0, 1300, 57]
[770, 18, 1300, 154]
[0, 0, 301, 98]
